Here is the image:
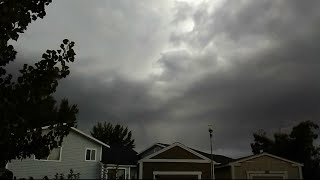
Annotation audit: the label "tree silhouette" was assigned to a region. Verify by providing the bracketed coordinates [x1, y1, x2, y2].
[251, 120, 320, 179]
[0, 0, 78, 168]
[91, 122, 135, 149]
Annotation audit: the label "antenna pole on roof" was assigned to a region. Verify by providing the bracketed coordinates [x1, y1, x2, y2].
[208, 125, 214, 180]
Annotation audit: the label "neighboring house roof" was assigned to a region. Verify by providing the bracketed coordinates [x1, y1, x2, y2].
[139, 142, 214, 163]
[216, 152, 303, 168]
[138, 143, 168, 155]
[101, 145, 139, 165]
[42, 125, 110, 148]
[139, 142, 233, 164]
[193, 149, 234, 164]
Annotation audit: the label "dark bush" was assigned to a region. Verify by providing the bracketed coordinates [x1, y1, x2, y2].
[0, 168, 13, 180]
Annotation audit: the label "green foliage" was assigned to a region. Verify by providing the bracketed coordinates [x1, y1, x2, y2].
[53, 169, 80, 180]
[251, 120, 320, 179]
[0, 0, 53, 74]
[0, 0, 78, 167]
[91, 122, 135, 149]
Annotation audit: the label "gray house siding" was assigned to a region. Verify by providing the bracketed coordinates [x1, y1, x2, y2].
[8, 130, 103, 179]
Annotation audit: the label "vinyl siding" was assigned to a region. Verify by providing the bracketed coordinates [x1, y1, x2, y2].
[8, 130, 103, 179]
[233, 156, 301, 179]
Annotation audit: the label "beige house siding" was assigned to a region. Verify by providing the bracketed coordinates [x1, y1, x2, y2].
[233, 156, 301, 179]
[142, 162, 211, 179]
[215, 166, 231, 179]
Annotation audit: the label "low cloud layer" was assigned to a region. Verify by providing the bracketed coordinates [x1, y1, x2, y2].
[7, 0, 320, 157]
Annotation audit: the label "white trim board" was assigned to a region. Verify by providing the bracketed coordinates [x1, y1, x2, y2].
[229, 153, 303, 167]
[104, 164, 137, 167]
[71, 127, 110, 148]
[139, 142, 215, 163]
[153, 171, 202, 180]
[138, 162, 143, 179]
[42, 125, 110, 148]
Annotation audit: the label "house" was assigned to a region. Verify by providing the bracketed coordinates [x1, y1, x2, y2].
[138, 143, 304, 180]
[101, 144, 139, 179]
[7, 127, 110, 179]
[215, 152, 304, 179]
[138, 142, 232, 179]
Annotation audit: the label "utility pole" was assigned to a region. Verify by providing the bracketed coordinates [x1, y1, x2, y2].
[208, 125, 213, 179]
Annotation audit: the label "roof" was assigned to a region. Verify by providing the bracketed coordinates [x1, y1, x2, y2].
[139, 142, 213, 163]
[70, 127, 110, 148]
[139, 142, 233, 164]
[138, 143, 168, 155]
[216, 152, 303, 168]
[193, 149, 234, 164]
[102, 145, 139, 165]
[42, 125, 110, 148]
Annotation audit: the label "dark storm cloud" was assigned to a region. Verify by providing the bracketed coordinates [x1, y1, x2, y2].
[153, 0, 320, 156]
[7, 0, 320, 157]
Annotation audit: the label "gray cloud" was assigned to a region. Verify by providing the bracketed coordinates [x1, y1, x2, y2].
[7, 0, 320, 158]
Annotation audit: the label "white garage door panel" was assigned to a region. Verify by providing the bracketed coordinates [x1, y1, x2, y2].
[153, 171, 202, 180]
[247, 171, 288, 179]
[252, 175, 284, 179]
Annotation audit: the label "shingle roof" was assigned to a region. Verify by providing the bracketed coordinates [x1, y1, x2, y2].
[148, 142, 234, 164]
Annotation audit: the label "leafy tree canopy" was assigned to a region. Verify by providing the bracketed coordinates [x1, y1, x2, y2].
[91, 122, 135, 149]
[251, 120, 320, 179]
[0, 0, 78, 168]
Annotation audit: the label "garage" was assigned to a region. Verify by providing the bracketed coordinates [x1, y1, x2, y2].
[138, 143, 214, 179]
[215, 153, 303, 179]
[153, 171, 201, 179]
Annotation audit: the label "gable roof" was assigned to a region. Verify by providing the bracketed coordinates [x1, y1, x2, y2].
[139, 142, 214, 163]
[102, 145, 139, 165]
[42, 125, 110, 148]
[139, 142, 233, 164]
[216, 152, 303, 168]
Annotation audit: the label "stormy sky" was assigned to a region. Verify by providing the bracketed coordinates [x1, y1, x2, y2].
[8, 0, 320, 158]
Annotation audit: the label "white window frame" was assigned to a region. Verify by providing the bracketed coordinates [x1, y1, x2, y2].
[85, 148, 97, 161]
[34, 146, 62, 162]
[153, 171, 202, 180]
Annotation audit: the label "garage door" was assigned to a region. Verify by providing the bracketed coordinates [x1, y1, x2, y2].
[251, 175, 284, 179]
[153, 171, 202, 180]
[155, 175, 198, 179]
[248, 172, 287, 179]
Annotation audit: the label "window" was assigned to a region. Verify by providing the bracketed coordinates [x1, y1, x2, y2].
[85, 148, 96, 161]
[35, 147, 62, 161]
